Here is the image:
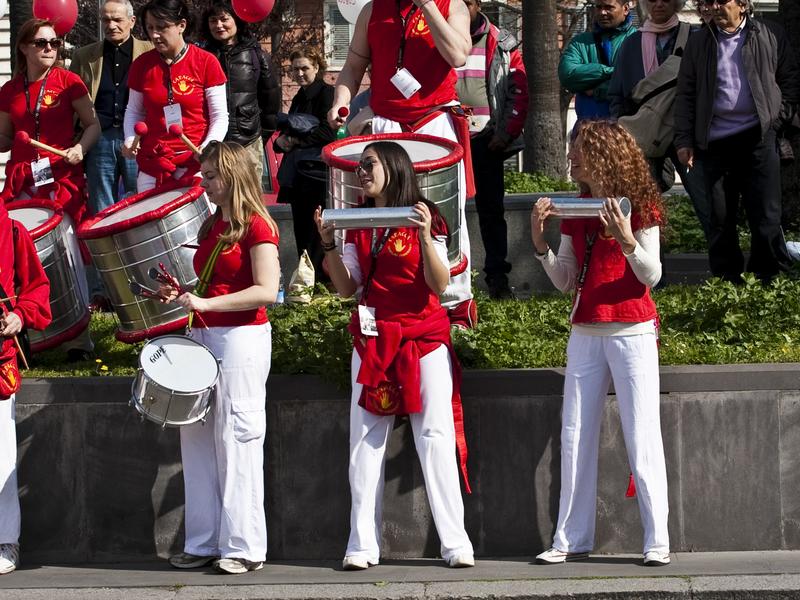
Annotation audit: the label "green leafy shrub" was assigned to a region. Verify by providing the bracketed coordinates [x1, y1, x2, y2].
[26, 276, 800, 381]
[504, 170, 576, 194]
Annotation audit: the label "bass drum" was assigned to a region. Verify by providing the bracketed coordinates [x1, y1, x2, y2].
[7, 200, 90, 352]
[78, 182, 211, 343]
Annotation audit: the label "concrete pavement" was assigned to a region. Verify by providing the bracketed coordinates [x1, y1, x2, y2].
[2, 551, 800, 599]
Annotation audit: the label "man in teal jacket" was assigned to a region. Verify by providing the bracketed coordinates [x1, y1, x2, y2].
[558, 1, 636, 119]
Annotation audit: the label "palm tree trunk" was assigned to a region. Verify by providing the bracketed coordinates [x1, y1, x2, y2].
[522, 0, 565, 178]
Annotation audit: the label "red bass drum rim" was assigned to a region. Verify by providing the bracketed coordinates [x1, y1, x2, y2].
[6, 199, 64, 240]
[77, 180, 205, 241]
[322, 133, 463, 173]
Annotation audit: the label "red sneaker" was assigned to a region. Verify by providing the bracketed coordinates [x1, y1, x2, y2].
[447, 298, 478, 330]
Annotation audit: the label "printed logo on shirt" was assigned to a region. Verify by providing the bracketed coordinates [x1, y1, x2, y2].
[410, 13, 430, 37]
[367, 381, 399, 413]
[387, 230, 413, 257]
[42, 89, 60, 108]
[172, 75, 196, 95]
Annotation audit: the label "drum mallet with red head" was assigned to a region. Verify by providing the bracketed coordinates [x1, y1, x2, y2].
[14, 131, 68, 158]
[132, 121, 148, 153]
[168, 124, 201, 155]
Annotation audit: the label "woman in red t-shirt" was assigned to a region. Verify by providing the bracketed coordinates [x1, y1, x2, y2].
[0, 18, 100, 220]
[0, 17, 100, 361]
[531, 120, 670, 567]
[123, 0, 228, 192]
[158, 141, 280, 575]
[313, 141, 474, 571]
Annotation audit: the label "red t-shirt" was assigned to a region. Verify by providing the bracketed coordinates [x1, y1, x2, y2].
[128, 45, 226, 155]
[192, 214, 279, 328]
[368, 0, 458, 123]
[0, 67, 88, 165]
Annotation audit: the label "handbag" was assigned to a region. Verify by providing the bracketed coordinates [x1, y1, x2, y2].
[618, 22, 691, 158]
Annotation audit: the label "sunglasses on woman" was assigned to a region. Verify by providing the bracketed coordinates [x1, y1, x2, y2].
[31, 38, 63, 49]
[355, 160, 376, 175]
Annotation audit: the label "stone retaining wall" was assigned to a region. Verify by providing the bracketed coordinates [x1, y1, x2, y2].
[14, 364, 800, 563]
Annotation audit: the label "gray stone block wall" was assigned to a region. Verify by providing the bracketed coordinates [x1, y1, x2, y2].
[12, 364, 800, 563]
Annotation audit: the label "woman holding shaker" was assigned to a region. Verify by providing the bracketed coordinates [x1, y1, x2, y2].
[313, 141, 474, 570]
[531, 120, 670, 567]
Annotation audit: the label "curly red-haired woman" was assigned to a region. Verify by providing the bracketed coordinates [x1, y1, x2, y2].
[531, 120, 670, 568]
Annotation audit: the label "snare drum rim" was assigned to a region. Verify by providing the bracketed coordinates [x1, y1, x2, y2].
[322, 133, 464, 173]
[6, 199, 64, 239]
[77, 180, 205, 241]
[131, 370, 215, 427]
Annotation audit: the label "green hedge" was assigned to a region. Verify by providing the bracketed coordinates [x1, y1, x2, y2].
[27, 275, 800, 384]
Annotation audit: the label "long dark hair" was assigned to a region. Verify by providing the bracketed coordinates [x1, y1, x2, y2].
[139, 0, 193, 39]
[200, 1, 253, 47]
[362, 141, 450, 240]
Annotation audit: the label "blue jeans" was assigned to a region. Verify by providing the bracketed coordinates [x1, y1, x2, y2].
[85, 126, 138, 215]
[86, 126, 138, 297]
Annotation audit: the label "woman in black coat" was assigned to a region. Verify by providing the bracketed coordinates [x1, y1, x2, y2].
[275, 46, 335, 282]
[201, 2, 280, 185]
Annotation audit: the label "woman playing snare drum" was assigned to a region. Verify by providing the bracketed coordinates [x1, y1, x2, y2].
[313, 141, 474, 570]
[158, 141, 280, 575]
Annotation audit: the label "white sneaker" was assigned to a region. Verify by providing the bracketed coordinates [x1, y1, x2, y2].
[342, 555, 374, 570]
[215, 557, 264, 574]
[535, 547, 589, 565]
[0, 544, 19, 575]
[787, 241, 800, 262]
[643, 551, 671, 566]
[446, 554, 475, 568]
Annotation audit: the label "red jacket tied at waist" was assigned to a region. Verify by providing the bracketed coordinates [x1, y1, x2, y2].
[0, 158, 86, 224]
[348, 307, 471, 493]
[137, 142, 200, 188]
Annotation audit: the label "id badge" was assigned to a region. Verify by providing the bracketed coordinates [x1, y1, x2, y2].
[163, 103, 183, 129]
[390, 68, 421, 99]
[31, 157, 54, 187]
[358, 305, 379, 337]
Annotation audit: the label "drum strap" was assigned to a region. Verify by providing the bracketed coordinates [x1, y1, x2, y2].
[187, 235, 227, 330]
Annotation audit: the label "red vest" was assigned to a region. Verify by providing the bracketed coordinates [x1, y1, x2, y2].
[348, 226, 442, 325]
[368, 0, 458, 124]
[563, 215, 659, 324]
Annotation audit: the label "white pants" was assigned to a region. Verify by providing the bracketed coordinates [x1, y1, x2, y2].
[0, 396, 20, 545]
[372, 113, 472, 307]
[180, 323, 271, 561]
[346, 345, 473, 562]
[552, 330, 670, 555]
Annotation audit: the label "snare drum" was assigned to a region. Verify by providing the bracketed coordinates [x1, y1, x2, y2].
[131, 334, 219, 427]
[78, 183, 211, 343]
[322, 133, 465, 273]
[7, 200, 90, 352]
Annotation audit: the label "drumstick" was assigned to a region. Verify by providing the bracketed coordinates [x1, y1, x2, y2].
[14, 131, 68, 159]
[132, 122, 148, 153]
[158, 262, 182, 291]
[128, 280, 162, 300]
[168, 124, 201, 155]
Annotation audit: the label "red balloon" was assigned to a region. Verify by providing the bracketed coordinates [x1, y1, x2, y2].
[231, 0, 274, 23]
[32, 0, 78, 36]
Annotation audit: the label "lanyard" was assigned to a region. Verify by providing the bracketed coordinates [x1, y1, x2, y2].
[576, 232, 598, 290]
[362, 228, 391, 303]
[23, 68, 51, 148]
[395, 1, 420, 69]
[161, 43, 189, 105]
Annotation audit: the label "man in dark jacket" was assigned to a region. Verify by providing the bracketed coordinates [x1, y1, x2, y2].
[456, 0, 528, 298]
[558, 0, 636, 120]
[675, 0, 800, 283]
